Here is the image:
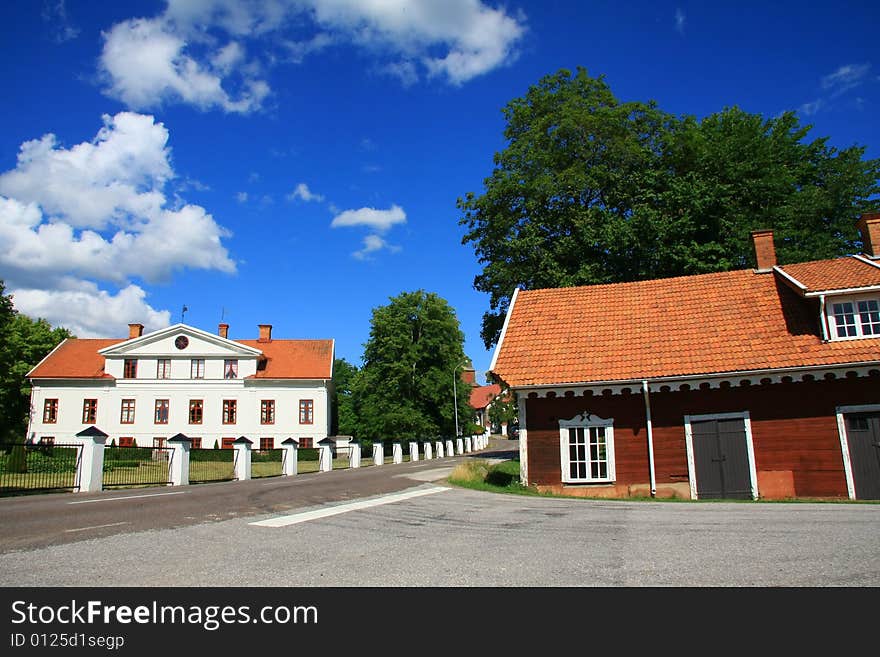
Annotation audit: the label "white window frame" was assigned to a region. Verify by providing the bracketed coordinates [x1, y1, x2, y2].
[156, 359, 171, 379]
[826, 294, 880, 340]
[834, 403, 880, 500]
[558, 412, 615, 484]
[684, 411, 758, 500]
[190, 359, 205, 379]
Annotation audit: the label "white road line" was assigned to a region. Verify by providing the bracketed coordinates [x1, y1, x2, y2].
[250, 486, 451, 528]
[68, 491, 188, 505]
[64, 522, 130, 533]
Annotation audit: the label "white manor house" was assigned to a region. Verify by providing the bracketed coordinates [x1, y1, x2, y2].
[25, 322, 334, 451]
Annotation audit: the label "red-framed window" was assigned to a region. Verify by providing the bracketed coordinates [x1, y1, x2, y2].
[300, 437, 313, 448]
[154, 399, 169, 424]
[261, 400, 275, 424]
[189, 399, 203, 424]
[120, 399, 135, 424]
[123, 358, 138, 378]
[190, 437, 202, 449]
[82, 398, 97, 424]
[223, 359, 238, 379]
[119, 436, 134, 447]
[299, 399, 314, 424]
[260, 437, 274, 451]
[222, 399, 237, 424]
[40, 436, 55, 446]
[153, 437, 166, 449]
[156, 359, 171, 379]
[43, 399, 58, 424]
[221, 437, 235, 449]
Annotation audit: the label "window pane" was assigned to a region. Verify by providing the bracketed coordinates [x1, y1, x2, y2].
[858, 299, 880, 335]
[833, 302, 856, 337]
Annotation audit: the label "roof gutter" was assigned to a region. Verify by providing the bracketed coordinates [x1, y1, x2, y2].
[642, 380, 657, 497]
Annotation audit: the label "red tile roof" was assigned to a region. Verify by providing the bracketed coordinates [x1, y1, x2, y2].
[492, 267, 880, 388]
[28, 338, 334, 380]
[777, 256, 880, 293]
[469, 383, 502, 410]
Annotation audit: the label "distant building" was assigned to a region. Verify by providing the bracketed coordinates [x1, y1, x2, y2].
[26, 322, 334, 451]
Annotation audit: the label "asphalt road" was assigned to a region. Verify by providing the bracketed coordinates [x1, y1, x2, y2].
[1, 439, 878, 586]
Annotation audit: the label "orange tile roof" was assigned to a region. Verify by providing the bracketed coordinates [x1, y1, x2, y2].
[28, 338, 334, 380]
[492, 267, 880, 388]
[28, 339, 118, 379]
[777, 256, 880, 293]
[240, 339, 334, 379]
[469, 383, 502, 409]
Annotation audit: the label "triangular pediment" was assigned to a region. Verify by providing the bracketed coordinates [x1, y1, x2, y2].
[98, 324, 262, 358]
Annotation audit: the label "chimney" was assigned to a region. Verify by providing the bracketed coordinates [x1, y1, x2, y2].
[128, 323, 144, 339]
[258, 324, 272, 342]
[462, 367, 476, 386]
[857, 213, 880, 258]
[751, 229, 777, 272]
[218, 323, 229, 339]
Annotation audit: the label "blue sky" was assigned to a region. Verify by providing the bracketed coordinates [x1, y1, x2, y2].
[1, 1, 878, 380]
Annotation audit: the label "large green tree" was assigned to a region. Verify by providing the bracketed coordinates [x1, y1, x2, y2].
[459, 67, 880, 348]
[352, 290, 472, 442]
[0, 282, 73, 441]
[331, 357, 359, 437]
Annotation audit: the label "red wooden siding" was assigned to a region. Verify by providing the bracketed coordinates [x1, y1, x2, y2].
[524, 375, 880, 499]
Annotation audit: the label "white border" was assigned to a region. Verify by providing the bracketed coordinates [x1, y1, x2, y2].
[684, 411, 758, 500]
[834, 403, 880, 500]
[489, 287, 519, 373]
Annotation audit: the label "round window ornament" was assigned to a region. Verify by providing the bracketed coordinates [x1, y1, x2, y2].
[175, 335, 189, 350]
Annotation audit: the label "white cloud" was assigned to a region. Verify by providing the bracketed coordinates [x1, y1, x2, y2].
[236, 191, 248, 202]
[331, 204, 406, 232]
[287, 182, 324, 202]
[798, 99, 824, 116]
[98, 1, 526, 113]
[821, 63, 871, 96]
[0, 112, 235, 336]
[99, 17, 270, 113]
[42, 0, 80, 42]
[9, 281, 170, 338]
[352, 233, 400, 260]
[675, 9, 686, 35]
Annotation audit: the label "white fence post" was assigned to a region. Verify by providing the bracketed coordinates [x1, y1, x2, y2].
[435, 439, 444, 458]
[445, 438, 454, 458]
[167, 433, 191, 486]
[349, 438, 362, 468]
[318, 438, 334, 472]
[392, 441, 403, 464]
[456, 437, 464, 455]
[281, 438, 299, 476]
[373, 441, 384, 466]
[233, 436, 252, 480]
[409, 440, 419, 462]
[464, 436, 472, 452]
[75, 425, 108, 493]
[424, 440, 433, 460]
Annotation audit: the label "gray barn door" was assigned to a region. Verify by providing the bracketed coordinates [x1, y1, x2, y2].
[691, 418, 752, 499]
[845, 412, 880, 500]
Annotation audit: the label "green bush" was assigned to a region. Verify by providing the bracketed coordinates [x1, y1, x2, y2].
[190, 448, 234, 462]
[299, 448, 319, 462]
[6, 445, 28, 473]
[103, 460, 142, 471]
[252, 449, 282, 462]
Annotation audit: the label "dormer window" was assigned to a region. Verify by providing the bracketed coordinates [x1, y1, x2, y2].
[224, 359, 238, 379]
[829, 297, 880, 340]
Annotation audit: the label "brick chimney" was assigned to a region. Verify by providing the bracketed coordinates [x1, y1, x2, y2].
[218, 323, 229, 339]
[751, 229, 777, 272]
[462, 367, 476, 386]
[258, 324, 272, 342]
[128, 323, 144, 339]
[857, 213, 880, 258]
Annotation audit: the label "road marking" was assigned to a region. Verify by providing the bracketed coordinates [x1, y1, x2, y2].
[68, 491, 188, 505]
[250, 486, 451, 528]
[64, 522, 130, 533]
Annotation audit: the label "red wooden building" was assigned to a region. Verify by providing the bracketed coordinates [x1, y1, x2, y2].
[489, 215, 880, 500]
